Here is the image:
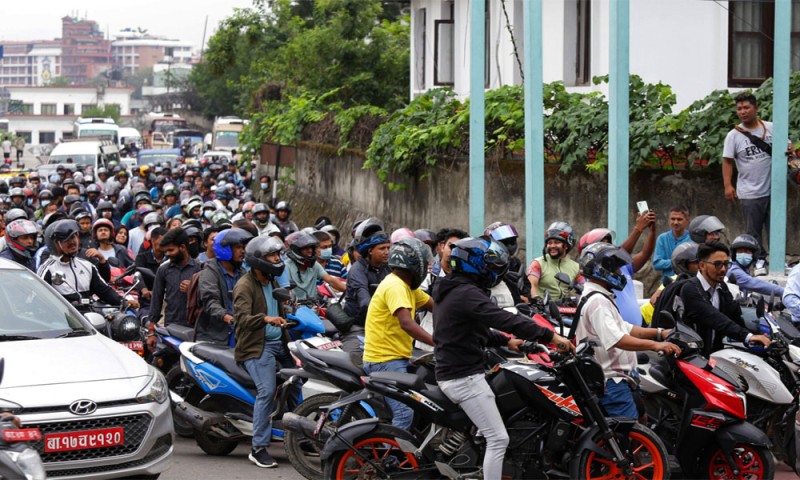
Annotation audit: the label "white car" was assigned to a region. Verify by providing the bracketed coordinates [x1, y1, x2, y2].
[0, 259, 173, 479]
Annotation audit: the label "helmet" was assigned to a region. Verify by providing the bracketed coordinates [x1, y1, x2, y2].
[8, 187, 24, 199]
[91, 218, 115, 241]
[38, 189, 53, 201]
[5, 219, 39, 259]
[730, 234, 760, 264]
[388, 237, 430, 289]
[390, 227, 416, 244]
[688, 215, 725, 243]
[182, 218, 203, 230]
[449, 237, 509, 289]
[64, 194, 81, 208]
[484, 222, 519, 255]
[73, 210, 93, 223]
[275, 201, 291, 215]
[134, 191, 151, 206]
[85, 184, 101, 196]
[285, 231, 320, 268]
[5, 208, 28, 223]
[544, 221, 576, 252]
[45, 219, 81, 255]
[212, 210, 232, 228]
[578, 243, 632, 291]
[355, 217, 389, 256]
[578, 228, 615, 254]
[321, 225, 341, 246]
[212, 228, 253, 261]
[162, 183, 178, 197]
[185, 198, 203, 218]
[215, 185, 231, 201]
[96, 200, 114, 213]
[242, 201, 256, 213]
[245, 236, 286, 278]
[413, 229, 436, 250]
[143, 212, 165, 231]
[671, 242, 699, 276]
[314, 216, 332, 229]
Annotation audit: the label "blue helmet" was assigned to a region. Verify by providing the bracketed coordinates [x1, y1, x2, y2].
[212, 228, 254, 261]
[578, 242, 632, 291]
[449, 237, 509, 289]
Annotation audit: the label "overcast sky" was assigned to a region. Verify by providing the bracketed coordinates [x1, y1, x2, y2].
[1, 0, 257, 51]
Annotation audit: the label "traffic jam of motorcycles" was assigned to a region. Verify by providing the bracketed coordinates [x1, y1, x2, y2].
[1, 123, 800, 480]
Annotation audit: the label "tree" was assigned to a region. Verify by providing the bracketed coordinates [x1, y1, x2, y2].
[81, 104, 121, 123]
[45, 76, 71, 87]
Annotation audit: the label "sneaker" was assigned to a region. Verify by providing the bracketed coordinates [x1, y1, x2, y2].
[249, 447, 278, 468]
[754, 259, 768, 277]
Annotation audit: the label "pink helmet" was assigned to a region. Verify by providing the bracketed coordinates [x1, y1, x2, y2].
[578, 228, 615, 254]
[390, 227, 416, 244]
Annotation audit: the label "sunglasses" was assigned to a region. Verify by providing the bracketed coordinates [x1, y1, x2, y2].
[704, 260, 731, 270]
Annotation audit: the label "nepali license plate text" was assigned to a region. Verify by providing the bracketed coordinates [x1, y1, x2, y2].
[44, 427, 124, 452]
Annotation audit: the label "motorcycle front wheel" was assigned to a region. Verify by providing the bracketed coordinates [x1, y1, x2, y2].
[322, 425, 419, 480]
[572, 423, 670, 480]
[701, 442, 775, 480]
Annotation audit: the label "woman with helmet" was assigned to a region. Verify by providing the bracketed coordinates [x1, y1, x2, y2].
[195, 228, 254, 345]
[574, 242, 680, 420]
[433, 237, 574, 480]
[527, 221, 581, 301]
[0, 219, 40, 271]
[726, 234, 784, 297]
[284, 231, 345, 303]
[92, 218, 134, 268]
[233, 236, 297, 468]
[38, 219, 125, 307]
[362, 237, 435, 429]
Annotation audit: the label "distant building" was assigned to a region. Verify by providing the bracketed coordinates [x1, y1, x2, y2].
[60, 16, 113, 85]
[0, 41, 62, 87]
[111, 29, 193, 75]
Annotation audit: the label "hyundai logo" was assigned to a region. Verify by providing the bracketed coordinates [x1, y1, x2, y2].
[69, 399, 97, 416]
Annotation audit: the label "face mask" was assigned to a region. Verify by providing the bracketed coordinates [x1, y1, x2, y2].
[260, 183, 269, 190]
[26, 198, 33, 206]
[80, 195, 86, 202]
[41, 200, 50, 208]
[320, 248, 333, 260]
[737, 253, 753, 267]
[204, 210, 213, 220]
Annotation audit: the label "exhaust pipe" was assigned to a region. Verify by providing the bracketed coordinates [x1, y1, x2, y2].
[172, 401, 226, 432]
[282, 412, 333, 442]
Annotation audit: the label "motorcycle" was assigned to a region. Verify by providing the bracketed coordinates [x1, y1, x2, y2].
[285, 341, 670, 480]
[639, 316, 774, 479]
[0, 359, 46, 480]
[169, 288, 344, 456]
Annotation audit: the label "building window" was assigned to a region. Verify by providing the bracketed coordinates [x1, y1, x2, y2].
[564, 0, 592, 86]
[728, 0, 800, 87]
[434, 18, 455, 86]
[415, 8, 427, 90]
[15, 132, 32, 143]
[21, 103, 33, 114]
[81, 104, 96, 115]
[64, 104, 75, 115]
[41, 103, 57, 115]
[38, 131, 55, 144]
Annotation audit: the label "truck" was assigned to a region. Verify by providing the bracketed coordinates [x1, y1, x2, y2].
[211, 117, 248, 152]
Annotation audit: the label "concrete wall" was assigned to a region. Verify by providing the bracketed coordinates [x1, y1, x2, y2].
[281, 145, 800, 292]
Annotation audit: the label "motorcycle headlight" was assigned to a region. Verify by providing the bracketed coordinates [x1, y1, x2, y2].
[1, 448, 47, 480]
[136, 368, 168, 404]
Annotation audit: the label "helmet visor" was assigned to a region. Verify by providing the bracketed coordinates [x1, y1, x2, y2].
[488, 224, 518, 242]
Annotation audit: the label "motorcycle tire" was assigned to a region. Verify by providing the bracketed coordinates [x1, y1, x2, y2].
[165, 365, 195, 438]
[571, 423, 670, 480]
[322, 424, 420, 480]
[701, 442, 775, 480]
[194, 427, 239, 456]
[286, 393, 372, 480]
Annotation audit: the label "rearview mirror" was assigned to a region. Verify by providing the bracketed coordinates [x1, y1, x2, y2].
[52, 272, 65, 286]
[273, 288, 293, 303]
[554, 272, 571, 285]
[107, 256, 121, 268]
[84, 312, 107, 331]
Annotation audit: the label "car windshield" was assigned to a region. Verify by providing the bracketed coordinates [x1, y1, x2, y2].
[48, 154, 95, 166]
[215, 131, 240, 148]
[0, 269, 89, 339]
[138, 153, 179, 166]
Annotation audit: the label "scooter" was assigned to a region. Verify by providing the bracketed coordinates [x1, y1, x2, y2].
[170, 288, 341, 456]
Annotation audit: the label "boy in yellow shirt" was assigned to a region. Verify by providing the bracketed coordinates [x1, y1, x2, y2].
[363, 237, 435, 429]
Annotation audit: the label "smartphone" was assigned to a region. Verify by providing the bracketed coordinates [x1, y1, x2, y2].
[637, 201, 649, 214]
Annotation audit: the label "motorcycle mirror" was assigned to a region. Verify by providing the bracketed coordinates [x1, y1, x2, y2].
[107, 256, 121, 268]
[84, 312, 107, 331]
[52, 272, 65, 286]
[131, 272, 143, 290]
[727, 274, 738, 286]
[656, 310, 676, 329]
[272, 288, 293, 303]
[554, 272, 571, 285]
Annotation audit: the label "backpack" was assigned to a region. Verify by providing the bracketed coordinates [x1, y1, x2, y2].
[651, 274, 692, 328]
[567, 290, 613, 341]
[185, 269, 205, 327]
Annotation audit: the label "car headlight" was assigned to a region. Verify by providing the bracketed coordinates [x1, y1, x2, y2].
[1, 448, 47, 480]
[136, 368, 168, 404]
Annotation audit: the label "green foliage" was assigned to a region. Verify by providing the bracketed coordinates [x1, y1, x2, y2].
[81, 104, 121, 123]
[334, 104, 387, 152]
[45, 76, 71, 87]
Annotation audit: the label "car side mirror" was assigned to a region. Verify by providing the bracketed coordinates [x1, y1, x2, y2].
[84, 312, 107, 331]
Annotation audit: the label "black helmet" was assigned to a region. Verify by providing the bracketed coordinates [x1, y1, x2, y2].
[285, 231, 319, 267]
[484, 222, 519, 256]
[5, 208, 28, 223]
[578, 243, 632, 291]
[85, 184, 101, 195]
[544, 221, 576, 252]
[182, 218, 203, 230]
[143, 212, 165, 231]
[449, 237, 509, 289]
[688, 215, 725, 243]
[38, 189, 54, 201]
[388, 237, 430, 289]
[730, 234, 760, 265]
[64, 194, 81, 208]
[354, 217, 389, 256]
[671, 242, 699, 277]
[313, 216, 332, 229]
[245, 236, 286, 278]
[73, 209, 93, 223]
[45, 219, 81, 255]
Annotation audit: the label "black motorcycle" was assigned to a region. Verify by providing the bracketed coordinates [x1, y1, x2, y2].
[284, 342, 670, 480]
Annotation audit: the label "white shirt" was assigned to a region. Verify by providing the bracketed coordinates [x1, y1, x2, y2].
[696, 272, 721, 309]
[1, 140, 10, 154]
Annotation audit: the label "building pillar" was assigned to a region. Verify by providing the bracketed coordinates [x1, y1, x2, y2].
[523, 0, 545, 264]
[608, 0, 630, 237]
[469, 0, 486, 236]
[770, 0, 791, 273]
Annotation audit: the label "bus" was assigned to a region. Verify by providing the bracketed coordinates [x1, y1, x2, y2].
[144, 112, 188, 134]
[74, 117, 120, 147]
[211, 117, 248, 152]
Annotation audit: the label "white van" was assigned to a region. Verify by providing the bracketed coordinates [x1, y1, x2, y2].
[37, 139, 119, 178]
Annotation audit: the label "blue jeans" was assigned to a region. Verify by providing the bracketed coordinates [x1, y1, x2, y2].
[362, 359, 413, 430]
[243, 340, 298, 448]
[599, 379, 639, 419]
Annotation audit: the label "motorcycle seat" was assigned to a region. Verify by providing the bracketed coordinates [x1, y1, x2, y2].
[369, 371, 425, 392]
[191, 343, 256, 389]
[307, 348, 365, 377]
[648, 358, 673, 390]
[322, 319, 339, 337]
[166, 324, 195, 342]
[420, 386, 461, 413]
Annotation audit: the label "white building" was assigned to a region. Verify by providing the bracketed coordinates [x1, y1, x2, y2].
[111, 29, 193, 75]
[4, 86, 134, 145]
[411, 0, 791, 108]
[0, 41, 63, 87]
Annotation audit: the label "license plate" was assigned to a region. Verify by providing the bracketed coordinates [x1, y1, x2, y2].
[316, 340, 343, 351]
[2, 428, 42, 442]
[313, 412, 327, 438]
[44, 427, 124, 452]
[121, 341, 143, 351]
[558, 307, 576, 315]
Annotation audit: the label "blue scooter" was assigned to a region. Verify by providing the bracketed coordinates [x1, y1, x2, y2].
[170, 288, 341, 455]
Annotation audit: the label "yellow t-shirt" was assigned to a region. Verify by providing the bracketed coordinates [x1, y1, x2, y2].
[363, 273, 430, 363]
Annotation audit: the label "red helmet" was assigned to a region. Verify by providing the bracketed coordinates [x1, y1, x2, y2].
[92, 218, 116, 241]
[6, 219, 40, 259]
[578, 228, 615, 254]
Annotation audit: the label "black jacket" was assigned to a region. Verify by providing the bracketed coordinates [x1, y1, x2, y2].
[679, 276, 749, 356]
[432, 273, 555, 382]
[343, 258, 391, 327]
[195, 260, 239, 344]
